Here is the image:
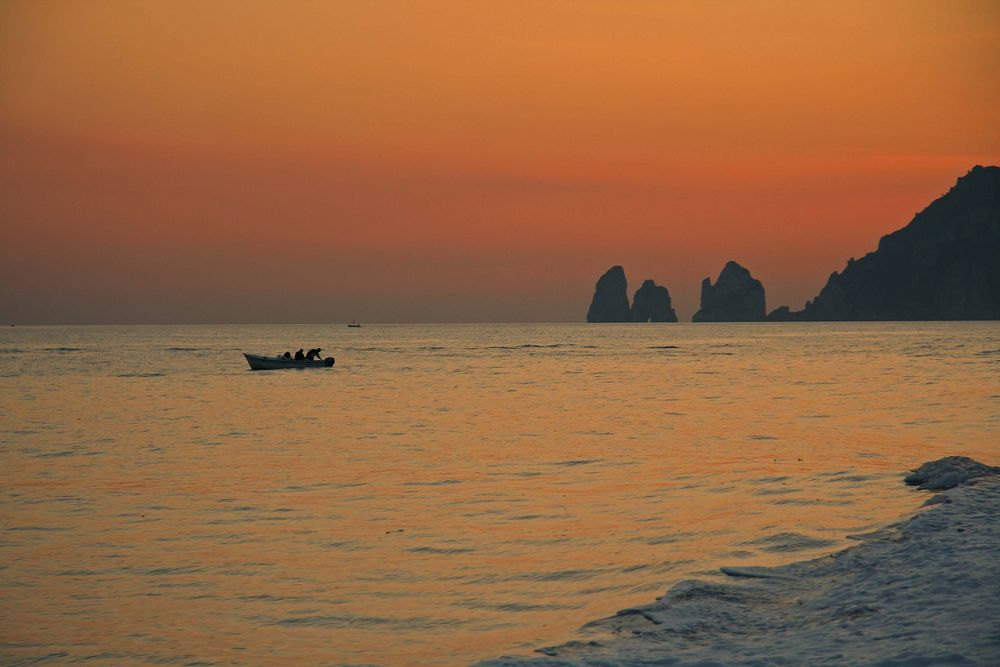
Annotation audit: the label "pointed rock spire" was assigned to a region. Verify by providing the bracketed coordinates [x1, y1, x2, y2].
[586, 266, 631, 322]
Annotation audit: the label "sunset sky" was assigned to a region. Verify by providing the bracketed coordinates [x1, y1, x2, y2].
[2, 0, 998, 323]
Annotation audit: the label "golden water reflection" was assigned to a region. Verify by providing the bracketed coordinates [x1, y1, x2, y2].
[2, 323, 997, 665]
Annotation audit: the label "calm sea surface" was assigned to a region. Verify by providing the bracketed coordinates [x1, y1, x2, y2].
[2, 323, 998, 666]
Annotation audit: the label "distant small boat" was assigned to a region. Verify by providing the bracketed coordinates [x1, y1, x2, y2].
[244, 353, 335, 371]
[348, 320, 361, 328]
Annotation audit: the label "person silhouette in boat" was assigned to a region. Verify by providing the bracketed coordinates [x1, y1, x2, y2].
[294, 349, 305, 360]
[282, 351, 292, 359]
[305, 348, 323, 360]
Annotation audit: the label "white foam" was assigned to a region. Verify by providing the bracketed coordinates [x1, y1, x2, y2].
[479, 463, 999, 666]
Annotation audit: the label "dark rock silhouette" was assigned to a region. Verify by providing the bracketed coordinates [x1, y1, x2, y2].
[692, 261, 766, 322]
[766, 306, 793, 322]
[631, 280, 678, 322]
[771, 166, 1000, 320]
[586, 266, 631, 322]
[765, 305, 809, 322]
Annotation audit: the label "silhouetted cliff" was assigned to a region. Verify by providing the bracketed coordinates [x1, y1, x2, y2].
[631, 280, 678, 322]
[692, 261, 766, 322]
[771, 166, 1000, 320]
[586, 266, 631, 322]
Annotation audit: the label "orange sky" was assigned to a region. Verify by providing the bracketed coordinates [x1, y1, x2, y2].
[2, 0, 998, 323]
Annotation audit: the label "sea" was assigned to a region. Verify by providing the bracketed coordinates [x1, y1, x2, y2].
[2, 323, 998, 666]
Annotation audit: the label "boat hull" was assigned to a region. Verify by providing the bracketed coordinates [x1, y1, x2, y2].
[244, 353, 336, 371]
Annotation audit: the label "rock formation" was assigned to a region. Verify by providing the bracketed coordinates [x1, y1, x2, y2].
[586, 265, 631, 322]
[631, 280, 678, 322]
[770, 165, 1000, 320]
[765, 305, 810, 322]
[692, 261, 766, 322]
[765, 306, 794, 322]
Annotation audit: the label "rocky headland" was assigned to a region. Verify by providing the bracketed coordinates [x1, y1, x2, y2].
[769, 165, 1000, 321]
[478, 456, 1000, 666]
[692, 261, 766, 322]
[586, 166, 999, 322]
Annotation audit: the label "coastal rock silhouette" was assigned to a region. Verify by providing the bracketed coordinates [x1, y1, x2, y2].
[765, 305, 798, 322]
[692, 261, 766, 322]
[630, 280, 678, 322]
[771, 165, 1000, 320]
[586, 266, 631, 322]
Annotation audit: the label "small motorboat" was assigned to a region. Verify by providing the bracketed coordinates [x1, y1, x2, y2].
[244, 353, 335, 371]
[348, 320, 361, 328]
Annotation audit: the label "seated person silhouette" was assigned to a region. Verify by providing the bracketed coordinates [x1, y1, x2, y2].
[305, 348, 323, 360]
[294, 349, 305, 360]
[282, 351, 292, 359]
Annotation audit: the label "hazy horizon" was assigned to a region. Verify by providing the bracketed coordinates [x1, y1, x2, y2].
[2, 1, 999, 325]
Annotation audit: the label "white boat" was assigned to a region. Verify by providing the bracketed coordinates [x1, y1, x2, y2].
[244, 353, 335, 371]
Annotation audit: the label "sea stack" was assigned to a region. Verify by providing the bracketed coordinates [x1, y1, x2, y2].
[765, 305, 802, 322]
[586, 265, 631, 322]
[692, 261, 766, 322]
[631, 280, 678, 322]
[768, 166, 1000, 321]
